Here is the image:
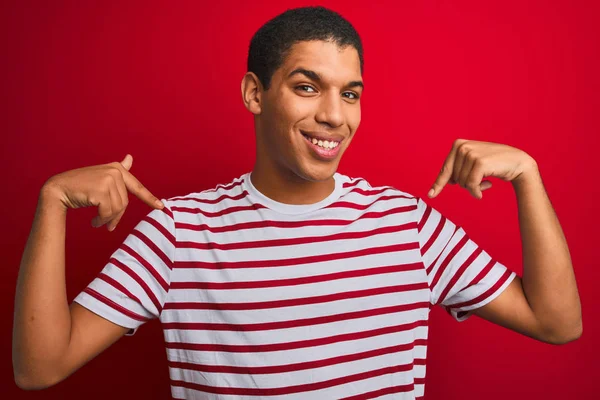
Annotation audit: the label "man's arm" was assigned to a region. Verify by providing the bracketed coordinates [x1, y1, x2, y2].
[13, 186, 129, 389]
[428, 139, 582, 344]
[473, 162, 581, 344]
[13, 155, 164, 389]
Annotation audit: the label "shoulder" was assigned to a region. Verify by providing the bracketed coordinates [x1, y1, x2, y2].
[336, 173, 419, 203]
[159, 174, 248, 217]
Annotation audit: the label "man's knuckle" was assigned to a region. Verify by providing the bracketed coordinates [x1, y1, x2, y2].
[102, 174, 116, 186]
[458, 144, 471, 156]
[108, 166, 124, 178]
[465, 150, 477, 160]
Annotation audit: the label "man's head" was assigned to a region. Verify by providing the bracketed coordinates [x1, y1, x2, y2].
[242, 6, 364, 184]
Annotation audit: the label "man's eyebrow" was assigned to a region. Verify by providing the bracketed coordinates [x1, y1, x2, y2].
[288, 68, 364, 89]
[347, 80, 364, 90]
[288, 68, 322, 82]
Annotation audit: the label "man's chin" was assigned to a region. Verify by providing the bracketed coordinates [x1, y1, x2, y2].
[296, 163, 338, 183]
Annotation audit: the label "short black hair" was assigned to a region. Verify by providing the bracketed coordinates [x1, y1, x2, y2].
[247, 6, 364, 90]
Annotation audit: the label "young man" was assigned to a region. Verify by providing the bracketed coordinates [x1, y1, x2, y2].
[13, 6, 581, 399]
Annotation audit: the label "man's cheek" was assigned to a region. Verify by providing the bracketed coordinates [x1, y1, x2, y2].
[350, 110, 361, 131]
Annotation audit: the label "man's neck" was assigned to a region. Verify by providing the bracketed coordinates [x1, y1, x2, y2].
[250, 163, 336, 205]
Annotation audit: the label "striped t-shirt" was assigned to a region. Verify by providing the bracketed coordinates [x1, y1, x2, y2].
[74, 172, 516, 399]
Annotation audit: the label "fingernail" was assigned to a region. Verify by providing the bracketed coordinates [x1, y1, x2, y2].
[427, 189, 434, 198]
[155, 200, 164, 208]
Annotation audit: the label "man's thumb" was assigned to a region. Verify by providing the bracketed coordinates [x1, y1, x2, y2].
[120, 154, 133, 171]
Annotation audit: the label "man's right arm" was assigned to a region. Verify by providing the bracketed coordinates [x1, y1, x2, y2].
[12, 184, 129, 390]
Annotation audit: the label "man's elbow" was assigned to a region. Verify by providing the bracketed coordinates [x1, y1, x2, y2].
[13, 363, 64, 391]
[14, 372, 55, 391]
[542, 321, 583, 345]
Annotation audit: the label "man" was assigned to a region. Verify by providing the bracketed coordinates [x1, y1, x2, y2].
[13, 6, 581, 399]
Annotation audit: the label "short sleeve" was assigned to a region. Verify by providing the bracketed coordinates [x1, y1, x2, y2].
[73, 199, 176, 335]
[416, 197, 517, 322]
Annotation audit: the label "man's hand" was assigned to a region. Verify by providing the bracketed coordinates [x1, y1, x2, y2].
[428, 139, 538, 199]
[43, 154, 164, 231]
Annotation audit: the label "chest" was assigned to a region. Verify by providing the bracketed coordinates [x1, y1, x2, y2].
[164, 209, 430, 336]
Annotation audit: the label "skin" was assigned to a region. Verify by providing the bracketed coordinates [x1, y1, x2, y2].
[13, 39, 581, 391]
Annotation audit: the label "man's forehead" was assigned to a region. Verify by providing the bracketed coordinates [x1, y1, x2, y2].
[280, 40, 362, 81]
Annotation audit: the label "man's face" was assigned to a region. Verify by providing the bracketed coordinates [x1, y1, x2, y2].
[257, 40, 363, 182]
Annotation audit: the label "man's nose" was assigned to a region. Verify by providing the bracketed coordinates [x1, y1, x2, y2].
[315, 91, 344, 128]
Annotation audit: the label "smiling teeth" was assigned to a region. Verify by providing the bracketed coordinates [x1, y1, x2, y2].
[310, 137, 338, 149]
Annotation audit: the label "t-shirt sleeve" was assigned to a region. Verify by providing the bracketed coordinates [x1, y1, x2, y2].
[73, 199, 176, 335]
[416, 197, 517, 322]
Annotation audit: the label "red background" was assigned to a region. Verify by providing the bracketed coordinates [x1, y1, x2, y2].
[2, 0, 598, 398]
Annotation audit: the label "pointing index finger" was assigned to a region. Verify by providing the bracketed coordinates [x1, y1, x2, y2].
[428, 145, 458, 198]
[121, 169, 164, 209]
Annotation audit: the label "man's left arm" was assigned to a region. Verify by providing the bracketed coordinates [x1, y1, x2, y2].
[428, 139, 582, 345]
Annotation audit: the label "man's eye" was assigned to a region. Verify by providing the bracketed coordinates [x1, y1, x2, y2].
[297, 85, 316, 93]
[343, 92, 359, 100]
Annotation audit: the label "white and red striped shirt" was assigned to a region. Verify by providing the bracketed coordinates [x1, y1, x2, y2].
[74, 172, 516, 399]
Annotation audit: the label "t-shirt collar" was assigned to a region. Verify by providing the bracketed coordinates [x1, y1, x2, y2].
[243, 171, 344, 215]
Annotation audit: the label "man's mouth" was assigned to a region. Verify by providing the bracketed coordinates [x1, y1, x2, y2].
[300, 130, 342, 150]
[300, 130, 343, 160]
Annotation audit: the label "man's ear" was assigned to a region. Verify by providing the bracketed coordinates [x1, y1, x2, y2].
[241, 72, 263, 115]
